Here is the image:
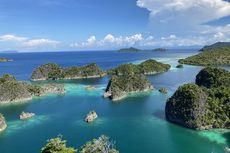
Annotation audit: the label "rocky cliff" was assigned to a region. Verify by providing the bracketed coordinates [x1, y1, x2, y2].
[104, 74, 153, 101]
[0, 114, 7, 132]
[165, 67, 230, 130]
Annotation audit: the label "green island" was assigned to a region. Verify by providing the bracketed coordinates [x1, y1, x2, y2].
[0, 114, 7, 132]
[107, 59, 171, 76]
[41, 135, 119, 153]
[118, 47, 141, 52]
[0, 74, 65, 104]
[0, 57, 12, 62]
[199, 42, 230, 51]
[178, 46, 230, 66]
[165, 67, 230, 130]
[153, 48, 167, 51]
[31, 63, 105, 81]
[104, 74, 153, 101]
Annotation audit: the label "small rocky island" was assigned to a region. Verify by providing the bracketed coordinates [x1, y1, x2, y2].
[85, 111, 98, 123]
[0, 114, 7, 132]
[166, 67, 230, 130]
[107, 59, 171, 76]
[153, 48, 167, 51]
[19, 112, 35, 120]
[118, 47, 141, 52]
[0, 57, 12, 62]
[0, 74, 65, 104]
[179, 45, 230, 66]
[159, 87, 168, 94]
[104, 74, 154, 101]
[31, 63, 105, 81]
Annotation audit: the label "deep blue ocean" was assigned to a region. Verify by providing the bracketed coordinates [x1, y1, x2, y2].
[0, 50, 229, 153]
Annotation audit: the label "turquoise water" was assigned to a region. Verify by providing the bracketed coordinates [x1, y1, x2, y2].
[0, 50, 230, 153]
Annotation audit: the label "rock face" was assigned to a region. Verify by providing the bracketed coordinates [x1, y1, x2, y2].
[166, 67, 230, 130]
[31, 63, 105, 81]
[159, 87, 168, 94]
[0, 74, 65, 104]
[179, 46, 230, 66]
[85, 111, 97, 123]
[105, 74, 154, 101]
[0, 114, 7, 132]
[107, 59, 171, 76]
[19, 112, 35, 120]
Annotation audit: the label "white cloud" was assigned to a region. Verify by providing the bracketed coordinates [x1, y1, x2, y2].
[22, 38, 59, 47]
[137, 0, 230, 35]
[0, 34, 28, 42]
[71, 34, 144, 49]
[0, 34, 60, 51]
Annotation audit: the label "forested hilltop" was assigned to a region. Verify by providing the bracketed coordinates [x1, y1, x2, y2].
[179, 47, 230, 66]
[31, 63, 105, 81]
[107, 59, 170, 76]
[166, 67, 230, 130]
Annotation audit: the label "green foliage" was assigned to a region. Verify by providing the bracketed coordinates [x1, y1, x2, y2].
[27, 84, 42, 96]
[107, 59, 170, 75]
[0, 74, 16, 83]
[196, 67, 230, 88]
[41, 135, 118, 153]
[41, 136, 77, 153]
[179, 47, 230, 66]
[166, 67, 230, 130]
[79, 135, 119, 153]
[32, 63, 104, 80]
[200, 42, 230, 51]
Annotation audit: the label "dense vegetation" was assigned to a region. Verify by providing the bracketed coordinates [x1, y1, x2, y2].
[179, 47, 230, 66]
[107, 59, 170, 75]
[118, 47, 141, 52]
[166, 67, 230, 130]
[199, 42, 230, 51]
[105, 74, 153, 101]
[0, 74, 64, 104]
[31, 63, 104, 81]
[41, 135, 119, 153]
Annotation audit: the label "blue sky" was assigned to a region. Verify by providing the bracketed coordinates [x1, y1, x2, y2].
[0, 0, 230, 51]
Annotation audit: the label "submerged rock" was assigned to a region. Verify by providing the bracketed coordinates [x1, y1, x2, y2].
[176, 64, 183, 68]
[85, 85, 96, 91]
[19, 112, 35, 120]
[105, 74, 154, 101]
[0, 114, 7, 132]
[85, 111, 98, 123]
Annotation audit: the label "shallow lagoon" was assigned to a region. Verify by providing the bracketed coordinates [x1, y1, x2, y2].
[0, 50, 229, 153]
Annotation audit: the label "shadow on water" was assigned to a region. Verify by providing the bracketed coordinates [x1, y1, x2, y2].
[152, 110, 166, 121]
[223, 132, 230, 146]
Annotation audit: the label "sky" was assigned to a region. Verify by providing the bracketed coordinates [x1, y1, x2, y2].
[0, 0, 230, 52]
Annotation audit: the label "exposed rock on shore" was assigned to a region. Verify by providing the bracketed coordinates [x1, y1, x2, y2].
[31, 63, 105, 81]
[0, 114, 7, 132]
[19, 112, 35, 120]
[159, 88, 168, 94]
[104, 74, 154, 101]
[85, 111, 97, 123]
[165, 67, 230, 130]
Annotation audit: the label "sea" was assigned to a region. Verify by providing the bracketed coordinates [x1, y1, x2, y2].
[0, 50, 229, 153]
